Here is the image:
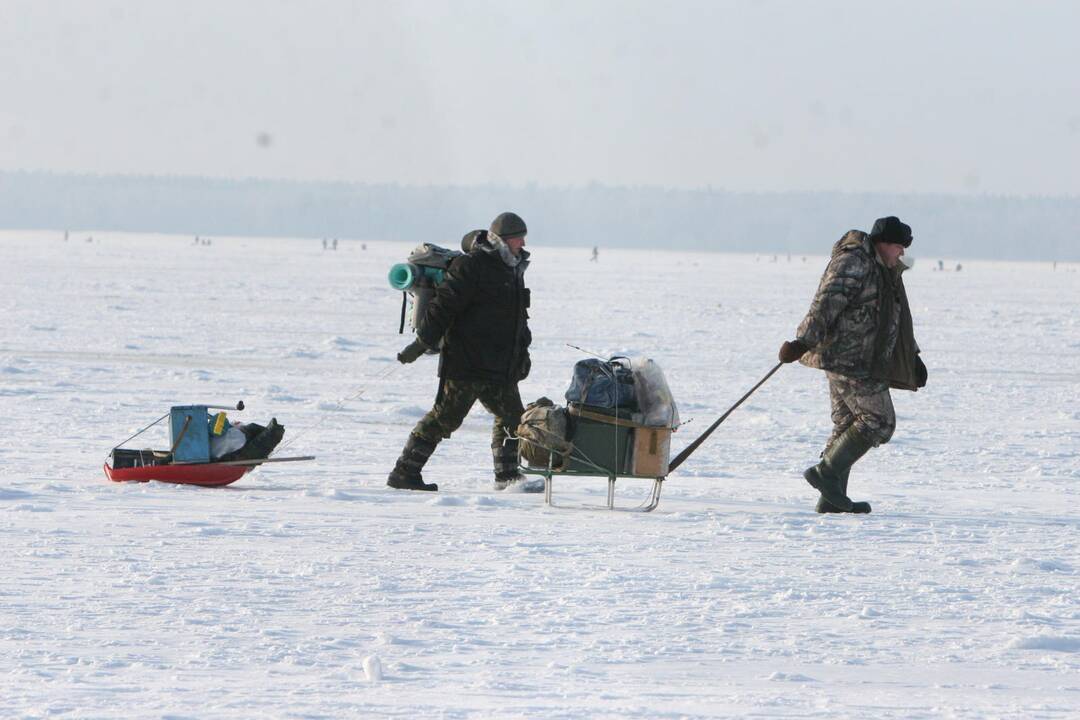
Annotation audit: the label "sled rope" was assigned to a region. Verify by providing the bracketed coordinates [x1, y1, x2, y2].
[272, 361, 403, 457]
[107, 412, 170, 460]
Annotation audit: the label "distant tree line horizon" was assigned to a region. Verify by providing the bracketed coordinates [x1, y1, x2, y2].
[1, 171, 1077, 261]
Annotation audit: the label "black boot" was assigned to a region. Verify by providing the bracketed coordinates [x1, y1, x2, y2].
[387, 434, 438, 491]
[806, 426, 873, 513]
[815, 467, 872, 514]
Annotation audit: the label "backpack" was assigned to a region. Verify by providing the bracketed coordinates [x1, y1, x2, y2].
[564, 357, 637, 411]
[516, 397, 573, 470]
[388, 243, 463, 334]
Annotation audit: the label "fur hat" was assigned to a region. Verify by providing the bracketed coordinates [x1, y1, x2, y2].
[868, 216, 913, 247]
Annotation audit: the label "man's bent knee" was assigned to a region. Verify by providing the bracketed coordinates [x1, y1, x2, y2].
[853, 419, 894, 447]
[413, 412, 465, 442]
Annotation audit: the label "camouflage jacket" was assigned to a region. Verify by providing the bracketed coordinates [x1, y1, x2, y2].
[796, 230, 919, 384]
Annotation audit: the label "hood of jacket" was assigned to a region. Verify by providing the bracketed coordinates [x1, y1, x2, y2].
[831, 229, 874, 260]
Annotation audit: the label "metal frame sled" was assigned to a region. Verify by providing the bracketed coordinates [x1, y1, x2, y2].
[520, 456, 665, 513]
[519, 405, 668, 513]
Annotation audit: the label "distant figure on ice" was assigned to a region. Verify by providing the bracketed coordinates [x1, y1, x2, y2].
[591, 246, 599, 262]
[332, 238, 338, 250]
[778, 216, 927, 514]
[322, 239, 327, 250]
[388, 211, 534, 493]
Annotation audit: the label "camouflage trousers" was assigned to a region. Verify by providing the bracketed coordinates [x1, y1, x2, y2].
[410, 379, 525, 477]
[825, 372, 896, 449]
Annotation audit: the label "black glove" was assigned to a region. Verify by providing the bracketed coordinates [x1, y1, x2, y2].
[517, 353, 531, 381]
[778, 340, 809, 364]
[397, 338, 428, 364]
[915, 354, 927, 388]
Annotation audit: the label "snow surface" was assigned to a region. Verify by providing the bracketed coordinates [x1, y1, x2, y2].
[1, 230, 1079, 718]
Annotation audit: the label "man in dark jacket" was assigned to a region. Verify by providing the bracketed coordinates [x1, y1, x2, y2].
[778, 216, 927, 513]
[387, 211, 535, 492]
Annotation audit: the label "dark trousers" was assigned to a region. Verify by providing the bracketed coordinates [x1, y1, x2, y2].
[411, 380, 525, 454]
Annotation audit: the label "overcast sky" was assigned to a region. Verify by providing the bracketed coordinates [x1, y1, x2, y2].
[2, 0, 1078, 195]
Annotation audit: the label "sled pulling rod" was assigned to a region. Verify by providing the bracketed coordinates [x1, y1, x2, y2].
[667, 362, 783, 474]
[214, 455, 316, 466]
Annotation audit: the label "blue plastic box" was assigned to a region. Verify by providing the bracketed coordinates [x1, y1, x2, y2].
[169, 405, 211, 463]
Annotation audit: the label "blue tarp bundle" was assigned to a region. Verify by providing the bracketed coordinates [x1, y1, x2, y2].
[564, 357, 638, 411]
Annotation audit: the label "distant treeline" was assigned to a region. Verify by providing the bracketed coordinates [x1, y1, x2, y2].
[1, 171, 1077, 261]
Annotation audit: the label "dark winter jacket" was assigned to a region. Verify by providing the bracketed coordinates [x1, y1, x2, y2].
[416, 234, 532, 383]
[797, 230, 922, 388]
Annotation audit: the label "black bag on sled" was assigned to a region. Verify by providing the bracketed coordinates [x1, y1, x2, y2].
[217, 419, 285, 462]
[564, 357, 637, 411]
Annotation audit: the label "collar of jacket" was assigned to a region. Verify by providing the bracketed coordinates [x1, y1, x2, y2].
[478, 232, 530, 272]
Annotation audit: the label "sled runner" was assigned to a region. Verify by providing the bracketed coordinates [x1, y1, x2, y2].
[104, 402, 313, 488]
[104, 450, 314, 487]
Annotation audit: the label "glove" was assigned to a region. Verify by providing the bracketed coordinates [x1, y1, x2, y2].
[915, 355, 927, 388]
[778, 340, 809, 364]
[397, 338, 428, 364]
[517, 353, 531, 381]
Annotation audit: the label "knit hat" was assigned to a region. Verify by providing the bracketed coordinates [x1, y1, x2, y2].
[868, 216, 913, 247]
[489, 211, 527, 240]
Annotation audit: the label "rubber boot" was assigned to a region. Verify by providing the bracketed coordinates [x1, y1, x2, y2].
[493, 441, 543, 493]
[815, 466, 872, 514]
[805, 425, 873, 513]
[387, 434, 438, 491]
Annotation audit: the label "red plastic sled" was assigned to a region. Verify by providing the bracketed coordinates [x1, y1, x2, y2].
[104, 461, 250, 487]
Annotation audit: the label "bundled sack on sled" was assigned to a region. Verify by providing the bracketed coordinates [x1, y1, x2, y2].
[517, 397, 574, 471]
[564, 356, 638, 412]
[211, 417, 286, 462]
[517, 357, 680, 477]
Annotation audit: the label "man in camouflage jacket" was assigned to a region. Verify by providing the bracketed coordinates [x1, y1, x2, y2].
[387, 211, 534, 492]
[779, 216, 927, 513]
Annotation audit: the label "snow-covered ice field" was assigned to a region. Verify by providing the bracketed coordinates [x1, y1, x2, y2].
[1, 229, 1078, 718]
